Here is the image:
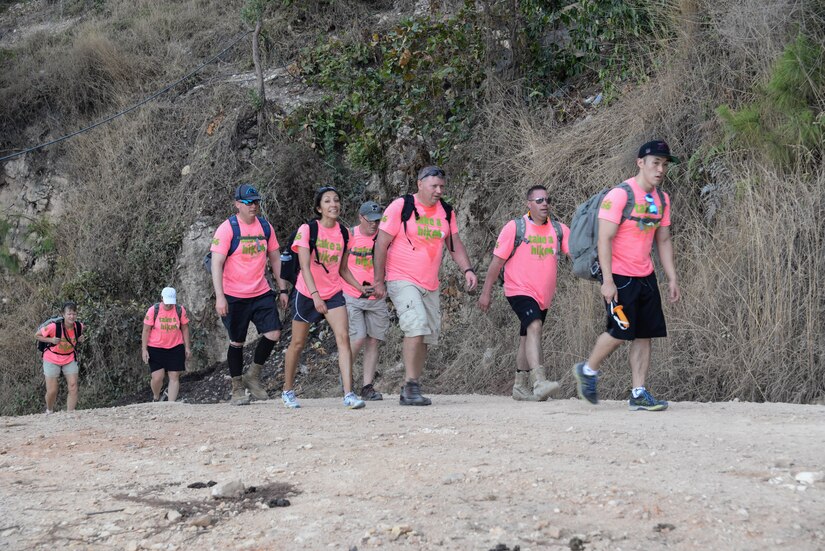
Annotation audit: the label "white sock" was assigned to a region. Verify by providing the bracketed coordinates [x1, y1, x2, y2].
[632, 387, 646, 398]
[582, 363, 597, 376]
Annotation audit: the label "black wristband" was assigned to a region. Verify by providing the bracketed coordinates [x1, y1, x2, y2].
[464, 268, 475, 274]
[279, 289, 289, 295]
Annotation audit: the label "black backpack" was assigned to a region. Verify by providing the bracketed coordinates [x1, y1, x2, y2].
[280, 220, 350, 285]
[400, 194, 454, 252]
[203, 215, 272, 273]
[37, 317, 82, 355]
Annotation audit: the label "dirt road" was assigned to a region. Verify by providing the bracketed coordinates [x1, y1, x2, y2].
[1, 396, 824, 550]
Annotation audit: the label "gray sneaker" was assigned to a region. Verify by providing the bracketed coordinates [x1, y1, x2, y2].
[400, 381, 432, 406]
[343, 392, 366, 409]
[360, 384, 383, 401]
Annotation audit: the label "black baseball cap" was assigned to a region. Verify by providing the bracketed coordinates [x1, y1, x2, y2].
[235, 183, 262, 201]
[638, 140, 679, 163]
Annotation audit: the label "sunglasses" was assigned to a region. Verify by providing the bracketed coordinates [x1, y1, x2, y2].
[528, 197, 548, 205]
[644, 193, 659, 215]
[418, 167, 446, 180]
[239, 199, 260, 205]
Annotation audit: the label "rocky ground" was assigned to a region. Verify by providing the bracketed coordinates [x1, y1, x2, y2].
[2, 395, 824, 550]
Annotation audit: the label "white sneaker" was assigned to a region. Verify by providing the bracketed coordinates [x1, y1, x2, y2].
[281, 390, 301, 409]
[343, 392, 365, 410]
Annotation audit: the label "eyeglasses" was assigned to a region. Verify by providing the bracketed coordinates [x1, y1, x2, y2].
[418, 166, 446, 180]
[239, 199, 260, 205]
[528, 197, 548, 205]
[644, 193, 658, 215]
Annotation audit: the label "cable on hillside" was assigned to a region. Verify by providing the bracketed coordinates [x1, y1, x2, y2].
[0, 30, 253, 164]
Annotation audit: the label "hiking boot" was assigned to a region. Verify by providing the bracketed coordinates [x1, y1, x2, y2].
[512, 371, 538, 401]
[343, 392, 366, 409]
[628, 389, 668, 411]
[361, 383, 383, 401]
[230, 376, 250, 406]
[573, 362, 598, 404]
[281, 389, 301, 409]
[530, 366, 562, 401]
[400, 381, 432, 406]
[242, 363, 269, 401]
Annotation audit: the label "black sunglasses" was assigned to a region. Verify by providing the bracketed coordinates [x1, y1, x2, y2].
[239, 199, 260, 205]
[528, 197, 548, 205]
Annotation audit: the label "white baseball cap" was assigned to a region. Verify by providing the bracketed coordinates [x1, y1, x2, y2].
[161, 287, 177, 305]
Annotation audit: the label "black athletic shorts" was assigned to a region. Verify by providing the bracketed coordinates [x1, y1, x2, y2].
[148, 344, 185, 373]
[605, 273, 667, 341]
[222, 290, 282, 342]
[506, 295, 548, 336]
[293, 290, 345, 325]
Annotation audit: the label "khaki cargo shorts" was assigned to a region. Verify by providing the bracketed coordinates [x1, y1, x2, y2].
[386, 280, 441, 345]
[345, 294, 390, 341]
[43, 360, 79, 378]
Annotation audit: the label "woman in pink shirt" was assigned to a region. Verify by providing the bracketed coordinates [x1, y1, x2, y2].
[282, 187, 370, 410]
[35, 301, 86, 413]
[141, 287, 191, 402]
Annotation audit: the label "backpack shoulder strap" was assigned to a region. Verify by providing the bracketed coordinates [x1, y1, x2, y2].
[617, 182, 636, 223]
[400, 194, 417, 223]
[339, 223, 349, 252]
[439, 198, 455, 252]
[227, 215, 242, 256]
[75, 321, 82, 338]
[656, 187, 667, 211]
[55, 321, 63, 340]
[257, 216, 272, 241]
[175, 304, 182, 320]
[308, 219, 319, 257]
[153, 303, 160, 324]
[551, 219, 564, 256]
[508, 217, 528, 261]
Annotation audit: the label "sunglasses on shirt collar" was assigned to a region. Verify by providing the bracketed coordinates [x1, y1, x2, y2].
[644, 193, 658, 215]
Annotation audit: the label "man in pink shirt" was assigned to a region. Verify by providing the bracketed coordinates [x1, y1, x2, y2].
[373, 166, 478, 405]
[210, 184, 289, 406]
[343, 201, 390, 401]
[478, 185, 568, 401]
[573, 141, 681, 411]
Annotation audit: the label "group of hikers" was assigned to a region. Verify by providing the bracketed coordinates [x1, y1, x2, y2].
[35, 139, 681, 414]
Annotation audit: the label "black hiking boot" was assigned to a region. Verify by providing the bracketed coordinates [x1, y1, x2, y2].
[400, 381, 432, 406]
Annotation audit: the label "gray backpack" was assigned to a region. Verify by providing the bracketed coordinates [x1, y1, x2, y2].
[499, 216, 563, 284]
[568, 182, 666, 280]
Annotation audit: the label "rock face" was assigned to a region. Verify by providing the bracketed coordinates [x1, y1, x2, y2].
[384, 125, 430, 199]
[176, 219, 230, 363]
[0, 154, 68, 273]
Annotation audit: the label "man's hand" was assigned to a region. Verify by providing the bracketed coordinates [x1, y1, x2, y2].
[372, 281, 386, 300]
[464, 271, 478, 292]
[601, 280, 618, 304]
[478, 290, 492, 313]
[215, 295, 228, 317]
[667, 280, 681, 303]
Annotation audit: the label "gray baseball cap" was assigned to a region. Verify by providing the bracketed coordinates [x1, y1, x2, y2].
[359, 201, 383, 221]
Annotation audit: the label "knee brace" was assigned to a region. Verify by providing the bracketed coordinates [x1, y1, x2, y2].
[227, 344, 244, 377]
[254, 336, 278, 365]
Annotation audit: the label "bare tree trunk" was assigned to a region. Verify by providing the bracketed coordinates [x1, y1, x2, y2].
[252, 17, 266, 132]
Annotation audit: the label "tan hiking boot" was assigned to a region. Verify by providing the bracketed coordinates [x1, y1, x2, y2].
[512, 371, 538, 401]
[230, 376, 250, 406]
[530, 366, 561, 401]
[242, 363, 269, 401]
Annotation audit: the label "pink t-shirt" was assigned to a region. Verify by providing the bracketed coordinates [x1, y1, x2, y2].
[342, 226, 377, 299]
[210, 217, 279, 298]
[598, 177, 671, 277]
[143, 305, 189, 349]
[40, 321, 84, 366]
[292, 222, 346, 300]
[379, 195, 459, 291]
[493, 215, 570, 310]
